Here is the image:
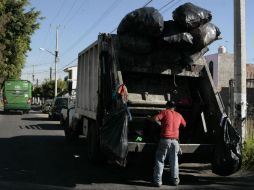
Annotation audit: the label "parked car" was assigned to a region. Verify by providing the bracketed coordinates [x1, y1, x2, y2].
[41, 99, 53, 113]
[48, 97, 68, 120]
[60, 97, 76, 130]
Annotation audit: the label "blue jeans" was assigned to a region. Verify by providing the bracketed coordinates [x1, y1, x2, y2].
[153, 138, 180, 185]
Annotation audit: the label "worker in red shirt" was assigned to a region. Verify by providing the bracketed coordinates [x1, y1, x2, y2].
[149, 100, 186, 187]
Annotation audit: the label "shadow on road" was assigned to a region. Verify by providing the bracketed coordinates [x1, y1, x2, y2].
[0, 135, 159, 188]
[21, 117, 51, 122]
[19, 123, 62, 130]
[0, 135, 252, 188]
[0, 136, 152, 187]
[0, 111, 23, 115]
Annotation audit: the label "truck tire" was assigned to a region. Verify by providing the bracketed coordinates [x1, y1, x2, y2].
[64, 126, 79, 141]
[64, 115, 79, 141]
[87, 121, 101, 162]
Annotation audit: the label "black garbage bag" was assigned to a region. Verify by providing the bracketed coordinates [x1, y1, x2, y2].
[172, 2, 212, 29]
[117, 7, 164, 38]
[117, 47, 182, 68]
[150, 48, 183, 66]
[212, 116, 242, 176]
[163, 32, 193, 47]
[182, 47, 209, 65]
[190, 22, 221, 51]
[162, 20, 193, 47]
[118, 34, 153, 54]
[163, 20, 185, 36]
[100, 109, 128, 166]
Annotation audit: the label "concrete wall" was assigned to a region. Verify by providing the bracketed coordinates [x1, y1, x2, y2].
[205, 50, 254, 115]
[205, 51, 254, 90]
[205, 52, 235, 91]
[205, 54, 219, 88]
[246, 64, 254, 89]
[217, 53, 234, 89]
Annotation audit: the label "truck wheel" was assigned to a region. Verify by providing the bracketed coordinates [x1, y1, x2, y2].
[64, 117, 79, 141]
[87, 121, 101, 162]
[64, 126, 79, 141]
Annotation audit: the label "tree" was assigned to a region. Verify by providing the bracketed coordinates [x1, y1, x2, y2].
[0, 0, 42, 84]
[35, 79, 67, 99]
[32, 85, 43, 97]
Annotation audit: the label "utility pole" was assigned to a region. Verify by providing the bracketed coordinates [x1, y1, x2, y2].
[32, 64, 35, 82]
[39, 25, 60, 97]
[234, 0, 247, 141]
[50, 67, 52, 81]
[54, 25, 60, 97]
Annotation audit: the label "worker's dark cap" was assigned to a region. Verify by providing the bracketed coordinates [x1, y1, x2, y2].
[166, 100, 176, 108]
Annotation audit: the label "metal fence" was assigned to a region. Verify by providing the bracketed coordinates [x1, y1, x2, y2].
[246, 79, 254, 138]
[228, 79, 254, 139]
[246, 105, 254, 139]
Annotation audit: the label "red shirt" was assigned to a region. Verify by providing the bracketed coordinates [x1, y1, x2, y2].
[155, 109, 186, 139]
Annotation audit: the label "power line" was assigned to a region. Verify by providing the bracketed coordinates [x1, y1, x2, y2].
[24, 62, 52, 68]
[159, 0, 175, 11]
[142, 0, 154, 7]
[61, 0, 78, 24]
[23, 70, 49, 75]
[58, 57, 78, 71]
[64, 0, 88, 28]
[50, 0, 67, 25]
[36, 25, 51, 63]
[61, 0, 122, 56]
[110, 0, 155, 34]
[161, 0, 183, 15]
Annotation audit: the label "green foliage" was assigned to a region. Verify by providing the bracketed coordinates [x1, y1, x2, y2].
[57, 80, 68, 96]
[242, 127, 254, 170]
[41, 80, 55, 98]
[33, 79, 67, 99]
[0, 0, 42, 83]
[32, 85, 42, 97]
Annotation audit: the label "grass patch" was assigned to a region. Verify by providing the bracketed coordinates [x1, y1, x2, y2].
[242, 124, 254, 170]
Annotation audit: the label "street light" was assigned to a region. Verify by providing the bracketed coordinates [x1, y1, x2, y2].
[39, 48, 55, 56]
[39, 47, 59, 97]
[39, 28, 59, 97]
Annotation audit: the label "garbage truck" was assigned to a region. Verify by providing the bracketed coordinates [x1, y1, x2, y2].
[63, 4, 241, 176]
[63, 33, 241, 176]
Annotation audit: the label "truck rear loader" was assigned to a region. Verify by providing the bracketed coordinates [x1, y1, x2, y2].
[63, 33, 241, 176]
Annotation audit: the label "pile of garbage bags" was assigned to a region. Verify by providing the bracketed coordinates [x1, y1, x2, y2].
[103, 2, 224, 167]
[117, 2, 221, 66]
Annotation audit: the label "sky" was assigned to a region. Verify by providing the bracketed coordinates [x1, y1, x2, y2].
[21, 0, 254, 84]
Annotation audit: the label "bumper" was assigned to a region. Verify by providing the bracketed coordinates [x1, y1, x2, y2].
[128, 142, 215, 162]
[4, 104, 31, 111]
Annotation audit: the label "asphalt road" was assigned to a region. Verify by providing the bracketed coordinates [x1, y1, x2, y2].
[0, 107, 253, 190]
